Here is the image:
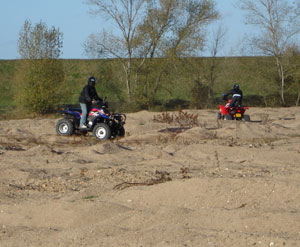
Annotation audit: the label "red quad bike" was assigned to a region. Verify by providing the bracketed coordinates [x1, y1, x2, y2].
[217, 97, 250, 121]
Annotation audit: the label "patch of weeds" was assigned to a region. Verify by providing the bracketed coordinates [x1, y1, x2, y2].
[153, 112, 174, 124]
[258, 113, 272, 133]
[153, 110, 199, 127]
[180, 167, 191, 179]
[113, 170, 172, 190]
[83, 195, 98, 200]
[259, 113, 270, 124]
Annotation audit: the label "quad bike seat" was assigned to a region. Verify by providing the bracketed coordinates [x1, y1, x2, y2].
[68, 108, 82, 113]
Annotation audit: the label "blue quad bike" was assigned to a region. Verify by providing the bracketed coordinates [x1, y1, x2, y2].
[56, 100, 126, 140]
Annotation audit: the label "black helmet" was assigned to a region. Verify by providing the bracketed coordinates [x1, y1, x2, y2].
[88, 76, 96, 86]
[233, 84, 239, 89]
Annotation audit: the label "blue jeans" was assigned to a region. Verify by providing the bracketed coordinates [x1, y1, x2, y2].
[80, 103, 91, 126]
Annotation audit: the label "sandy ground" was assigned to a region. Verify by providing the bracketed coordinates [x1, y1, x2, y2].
[0, 107, 300, 247]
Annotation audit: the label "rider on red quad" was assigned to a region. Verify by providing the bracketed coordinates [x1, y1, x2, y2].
[222, 84, 243, 108]
[79, 76, 103, 129]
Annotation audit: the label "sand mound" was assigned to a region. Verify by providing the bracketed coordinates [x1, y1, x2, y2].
[1, 107, 300, 246]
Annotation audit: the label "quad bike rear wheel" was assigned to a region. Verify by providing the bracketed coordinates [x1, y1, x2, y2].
[243, 115, 251, 122]
[224, 114, 233, 120]
[93, 123, 111, 140]
[56, 119, 74, 136]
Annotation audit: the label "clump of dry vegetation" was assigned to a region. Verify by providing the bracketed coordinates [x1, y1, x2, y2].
[113, 170, 172, 190]
[258, 113, 272, 133]
[153, 110, 199, 127]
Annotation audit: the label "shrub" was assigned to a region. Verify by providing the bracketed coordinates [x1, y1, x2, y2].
[15, 59, 67, 114]
[14, 20, 67, 114]
[190, 80, 210, 109]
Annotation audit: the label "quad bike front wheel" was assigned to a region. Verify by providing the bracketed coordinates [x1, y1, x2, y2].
[56, 119, 74, 136]
[93, 123, 111, 140]
[118, 126, 125, 137]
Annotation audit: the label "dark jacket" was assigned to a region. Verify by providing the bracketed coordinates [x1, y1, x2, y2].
[79, 85, 102, 104]
[224, 88, 243, 99]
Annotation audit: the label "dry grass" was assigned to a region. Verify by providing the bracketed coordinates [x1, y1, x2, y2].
[153, 110, 199, 127]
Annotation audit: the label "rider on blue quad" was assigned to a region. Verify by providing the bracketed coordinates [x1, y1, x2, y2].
[79, 76, 103, 129]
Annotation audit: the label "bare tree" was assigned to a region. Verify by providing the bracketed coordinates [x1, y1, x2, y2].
[134, 0, 219, 104]
[84, 0, 218, 101]
[238, 0, 300, 105]
[18, 19, 63, 59]
[84, 0, 147, 101]
[206, 24, 226, 100]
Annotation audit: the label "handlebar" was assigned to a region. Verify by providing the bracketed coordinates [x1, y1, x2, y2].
[221, 95, 228, 101]
[94, 100, 108, 108]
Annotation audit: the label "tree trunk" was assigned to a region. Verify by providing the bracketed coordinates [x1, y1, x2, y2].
[280, 66, 285, 105]
[208, 59, 216, 100]
[123, 61, 132, 101]
[275, 56, 285, 105]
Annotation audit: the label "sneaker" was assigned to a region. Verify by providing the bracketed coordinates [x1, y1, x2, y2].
[79, 125, 87, 129]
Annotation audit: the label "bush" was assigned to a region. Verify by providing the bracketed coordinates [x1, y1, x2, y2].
[15, 59, 67, 114]
[190, 80, 210, 109]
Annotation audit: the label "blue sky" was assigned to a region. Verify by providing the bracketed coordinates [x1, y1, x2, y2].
[0, 0, 247, 59]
